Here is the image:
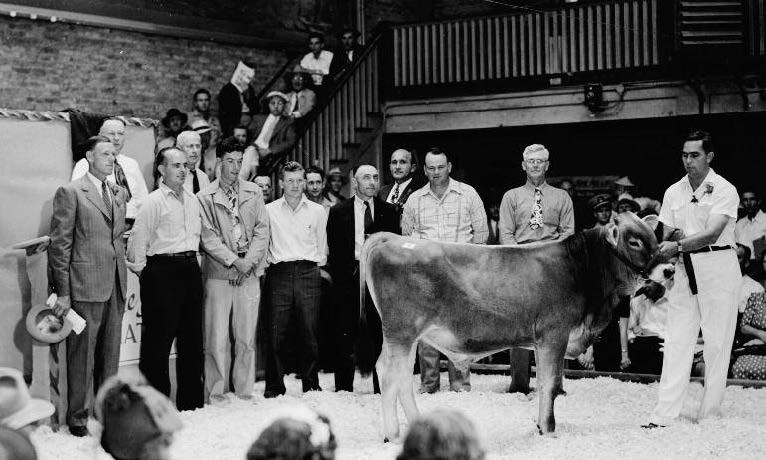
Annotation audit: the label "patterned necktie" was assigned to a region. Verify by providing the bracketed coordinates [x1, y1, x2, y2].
[113, 161, 132, 200]
[364, 200, 373, 237]
[102, 181, 112, 225]
[391, 183, 400, 204]
[226, 186, 243, 245]
[191, 169, 200, 194]
[529, 188, 543, 230]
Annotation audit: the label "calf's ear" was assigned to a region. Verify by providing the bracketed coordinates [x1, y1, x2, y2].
[642, 214, 659, 231]
[605, 222, 619, 249]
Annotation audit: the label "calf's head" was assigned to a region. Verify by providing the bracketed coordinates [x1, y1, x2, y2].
[605, 212, 673, 283]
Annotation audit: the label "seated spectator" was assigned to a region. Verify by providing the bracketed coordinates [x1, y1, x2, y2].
[737, 244, 764, 311]
[157, 108, 188, 151]
[284, 66, 317, 126]
[731, 291, 766, 380]
[628, 280, 670, 375]
[0, 368, 54, 434]
[300, 33, 334, 94]
[247, 91, 296, 175]
[246, 406, 336, 460]
[219, 61, 259, 137]
[588, 194, 613, 228]
[187, 88, 222, 153]
[94, 374, 183, 460]
[0, 426, 37, 460]
[233, 125, 249, 145]
[616, 193, 641, 214]
[397, 409, 485, 460]
[329, 28, 363, 79]
[324, 167, 347, 204]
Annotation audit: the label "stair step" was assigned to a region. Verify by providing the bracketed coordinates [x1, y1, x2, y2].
[343, 142, 361, 150]
[355, 127, 373, 134]
[366, 111, 383, 119]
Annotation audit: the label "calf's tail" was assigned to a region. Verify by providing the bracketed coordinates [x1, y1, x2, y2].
[356, 232, 391, 377]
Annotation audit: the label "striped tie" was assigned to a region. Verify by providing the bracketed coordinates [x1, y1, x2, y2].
[102, 181, 113, 224]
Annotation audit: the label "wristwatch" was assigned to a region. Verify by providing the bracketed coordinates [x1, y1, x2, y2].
[676, 240, 683, 254]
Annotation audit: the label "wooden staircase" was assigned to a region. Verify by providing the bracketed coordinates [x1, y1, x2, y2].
[286, 33, 385, 177]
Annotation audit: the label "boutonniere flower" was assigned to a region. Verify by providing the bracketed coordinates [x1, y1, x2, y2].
[704, 184, 714, 195]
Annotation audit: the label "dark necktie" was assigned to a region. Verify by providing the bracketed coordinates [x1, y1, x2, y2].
[102, 181, 112, 225]
[113, 161, 132, 200]
[364, 200, 373, 237]
[191, 169, 200, 194]
[529, 188, 543, 229]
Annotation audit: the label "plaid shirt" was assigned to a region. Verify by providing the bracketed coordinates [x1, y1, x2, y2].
[402, 179, 488, 244]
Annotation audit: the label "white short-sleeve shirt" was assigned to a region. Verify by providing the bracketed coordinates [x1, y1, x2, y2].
[658, 168, 739, 247]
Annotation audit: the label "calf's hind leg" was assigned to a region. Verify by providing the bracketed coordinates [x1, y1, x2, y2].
[377, 339, 418, 442]
[534, 340, 567, 435]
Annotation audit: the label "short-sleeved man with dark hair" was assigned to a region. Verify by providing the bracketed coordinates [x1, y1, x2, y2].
[646, 130, 741, 428]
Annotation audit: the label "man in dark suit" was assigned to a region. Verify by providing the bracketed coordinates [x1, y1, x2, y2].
[327, 164, 400, 393]
[49, 136, 129, 437]
[378, 148, 426, 214]
[329, 28, 365, 79]
[247, 91, 297, 175]
[218, 61, 259, 137]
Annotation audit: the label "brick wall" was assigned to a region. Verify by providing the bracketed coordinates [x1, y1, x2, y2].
[0, 17, 289, 118]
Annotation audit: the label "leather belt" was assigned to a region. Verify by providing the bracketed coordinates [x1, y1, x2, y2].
[681, 245, 732, 295]
[149, 251, 197, 259]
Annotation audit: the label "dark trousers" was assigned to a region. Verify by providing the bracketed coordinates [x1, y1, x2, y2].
[139, 256, 204, 410]
[334, 268, 382, 393]
[265, 261, 321, 395]
[66, 280, 124, 427]
[629, 336, 664, 375]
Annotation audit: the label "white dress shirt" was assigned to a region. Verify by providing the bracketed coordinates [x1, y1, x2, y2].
[266, 196, 327, 265]
[127, 182, 201, 272]
[735, 210, 766, 259]
[300, 50, 334, 86]
[183, 167, 211, 194]
[72, 153, 149, 219]
[254, 114, 280, 150]
[386, 177, 412, 203]
[85, 171, 112, 202]
[658, 169, 739, 248]
[354, 195, 374, 260]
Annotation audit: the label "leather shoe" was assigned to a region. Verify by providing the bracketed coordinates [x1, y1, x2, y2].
[264, 390, 283, 399]
[641, 423, 666, 430]
[69, 426, 89, 437]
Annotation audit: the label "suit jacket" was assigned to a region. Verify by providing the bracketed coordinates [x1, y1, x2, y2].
[329, 45, 365, 79]
[198, 179, 270, 280]
[247, 114, 297, 174]
[218, 82, 258, 137]
[284, 89, 317, 119]
[49, 175, 129, 302]
[327, 196, 400, 285]
[378, 175, 427, 213]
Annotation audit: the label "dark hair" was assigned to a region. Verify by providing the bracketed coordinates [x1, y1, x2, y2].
[308, 32, 324, 42]
[246, 416, 336, 460]
[305, 165, 325, 180]
[736, 242, 751, 260]
[341, 27, 359, 38]
[397, 410, 485, 460]
[234, 125, 248, 132]
[155, 146, 182, 173]
[193, 88, 211, 100]
[685, 129, 714, 154]
[216, 137, 246, 158]
[425, 147, 450, 163]
[85, 135, 112, 153]
[101, 117, 126, 127]
[280, 161, 305, 179]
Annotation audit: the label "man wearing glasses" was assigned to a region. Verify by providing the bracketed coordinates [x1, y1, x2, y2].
[498, 143, 574, 394]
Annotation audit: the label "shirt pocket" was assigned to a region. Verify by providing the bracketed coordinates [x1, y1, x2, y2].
[671, 203, 686, 229]
[693, 202, 713, 225]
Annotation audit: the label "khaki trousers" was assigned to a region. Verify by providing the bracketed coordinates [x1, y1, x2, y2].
[204, 276, 261, 399]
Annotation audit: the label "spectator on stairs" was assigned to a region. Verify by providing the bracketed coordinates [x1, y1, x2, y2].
[245, 91, 296, 176]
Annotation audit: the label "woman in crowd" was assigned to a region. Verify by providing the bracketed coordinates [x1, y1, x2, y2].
[731, 290, 766, 380]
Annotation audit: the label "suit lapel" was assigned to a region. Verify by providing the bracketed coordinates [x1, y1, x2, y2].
[81, 176, 111, 220]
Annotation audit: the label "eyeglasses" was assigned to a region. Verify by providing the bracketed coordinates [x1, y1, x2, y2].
[525, 159, 548, 165]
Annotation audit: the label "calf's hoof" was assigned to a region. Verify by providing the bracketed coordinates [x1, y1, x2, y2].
[507, 385, 532, 395]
